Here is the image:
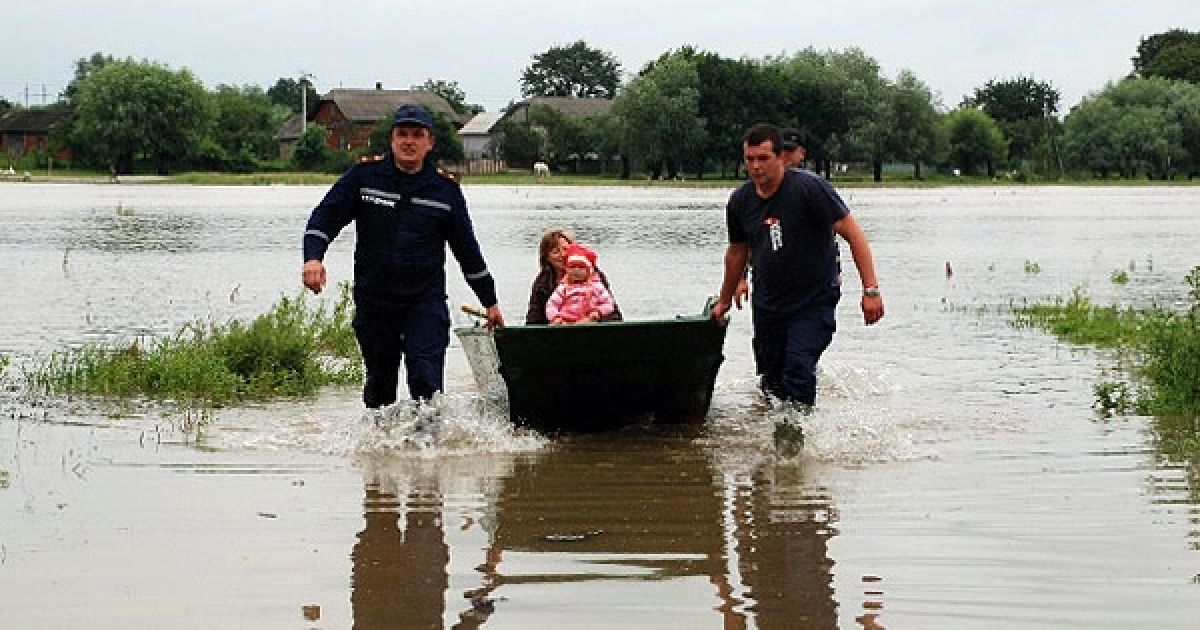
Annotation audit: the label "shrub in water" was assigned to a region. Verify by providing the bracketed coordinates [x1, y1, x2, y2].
[32, 284, 361, 406]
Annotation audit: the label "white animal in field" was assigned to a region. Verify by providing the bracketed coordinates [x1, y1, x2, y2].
[533, 161, 550, 179]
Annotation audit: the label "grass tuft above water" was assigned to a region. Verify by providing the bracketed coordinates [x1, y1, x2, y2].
[1012, 267, 1200, 420]
[30, 283, 362, 406]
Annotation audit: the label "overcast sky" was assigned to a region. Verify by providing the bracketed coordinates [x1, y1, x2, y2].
[4, 1, 1198, 115]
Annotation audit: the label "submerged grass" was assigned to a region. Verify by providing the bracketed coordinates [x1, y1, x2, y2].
[1012, 267, 1200, 422]
[30, 283, 361, 407]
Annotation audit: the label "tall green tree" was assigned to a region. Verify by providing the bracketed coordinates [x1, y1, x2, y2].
[613, 53, 706, 178]
[643, 47, 776, 177]
[970, 76, 1061, 166]
[489, 118, 542, 166]
[942, 107, 1007, 176]
[291, 124, 333, 170]
[1063, 77, 1195, 179]
[521, 40, 621, 99]
[1062, 96, 1121, 178]
[818, 49, 890, 180]
[267, 77, 320, 117]
[1167, 82, 1200, 177]
[1133, 29, 1200, 81]
[777, 48, 882, 178]
[210, 84, 285, 165]
[886, 70, 941, 179]
[66, 59, 212, 174]
[1142, 43, 1200, 83]
[524, 105, 596, 172]
[60, 52, 117, 103]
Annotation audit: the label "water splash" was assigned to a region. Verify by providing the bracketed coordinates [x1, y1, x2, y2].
[705, 370, 936, 465]
[208, 391, 546, 458]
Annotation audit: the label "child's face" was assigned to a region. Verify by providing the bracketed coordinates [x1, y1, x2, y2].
[565, 264, 590, 283]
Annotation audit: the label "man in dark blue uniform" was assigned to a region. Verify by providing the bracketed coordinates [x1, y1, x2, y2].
[712, 123, 884, 407]
[302, 103, 505, 408]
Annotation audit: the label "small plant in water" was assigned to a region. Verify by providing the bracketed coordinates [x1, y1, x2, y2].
[1110, 269, 1130, 285]
[31, 282, 362, 406]
[1023, 259, 1041, 274]
[1013, 267, 1200, 422]
[1093, 381, 1139, 415]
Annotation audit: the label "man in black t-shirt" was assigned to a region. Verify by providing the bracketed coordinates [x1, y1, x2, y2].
[712, 123, 884, 407]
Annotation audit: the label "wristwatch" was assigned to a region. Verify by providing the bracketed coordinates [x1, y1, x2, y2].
[863, 286, 881, 298]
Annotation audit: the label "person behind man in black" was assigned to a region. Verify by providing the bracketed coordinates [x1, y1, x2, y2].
[712, 123, 884, 407]
[780, 128, 807, 169]
[302, 103, 504, 408]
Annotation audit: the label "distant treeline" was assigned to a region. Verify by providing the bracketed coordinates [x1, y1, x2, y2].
[5, 30, 1199, 180]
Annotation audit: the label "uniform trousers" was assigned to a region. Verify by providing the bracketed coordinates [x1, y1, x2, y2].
[352, 296, 450, 408]
[752, 292, 839, 406]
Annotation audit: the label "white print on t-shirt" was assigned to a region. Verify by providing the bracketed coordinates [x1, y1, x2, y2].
[768, 220, 783, 251]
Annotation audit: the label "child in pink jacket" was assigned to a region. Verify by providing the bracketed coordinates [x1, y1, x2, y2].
[546, 243, 615, 324]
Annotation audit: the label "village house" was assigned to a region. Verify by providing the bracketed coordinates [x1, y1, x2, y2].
[277, 84, 463, 158]
[0, 108, 73, 161]
[503, 96, 614, 124]
[459, 111, 505, 160]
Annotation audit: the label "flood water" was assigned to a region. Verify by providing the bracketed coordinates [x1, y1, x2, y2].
[2, 182, 1199, 629]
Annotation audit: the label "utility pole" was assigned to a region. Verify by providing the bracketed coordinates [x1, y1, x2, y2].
[299, 72, 316, 135]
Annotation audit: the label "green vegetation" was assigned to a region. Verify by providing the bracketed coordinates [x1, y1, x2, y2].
[944, 107, 1009, 177]
[30, 284, 361, 406]
[1013, 267, 1200, 420]
[165, 171, 339, 186]
[1134, 29, 1200, 83]
[1024, 260, 1042, 274]
[521, 40, 621, 99]
[12, 28, 1200, 181]
[1111, 269, 1130, 284]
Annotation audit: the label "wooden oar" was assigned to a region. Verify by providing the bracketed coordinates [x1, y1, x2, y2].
[461, 303, 488, 319]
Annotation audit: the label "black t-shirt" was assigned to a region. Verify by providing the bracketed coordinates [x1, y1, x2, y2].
[726, 169, 849, 314]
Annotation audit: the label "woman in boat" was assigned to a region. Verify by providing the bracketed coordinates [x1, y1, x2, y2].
[525, 229, 623, 324]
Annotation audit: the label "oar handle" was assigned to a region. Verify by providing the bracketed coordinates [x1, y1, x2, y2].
[461, 303, 488, 319]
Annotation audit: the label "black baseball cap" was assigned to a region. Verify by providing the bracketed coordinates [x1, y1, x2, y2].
[393, 103, 433, 128]
[780, 128, 803, 150]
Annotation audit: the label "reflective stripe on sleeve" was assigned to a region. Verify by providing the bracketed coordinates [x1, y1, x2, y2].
[305, 229, 330, 242]
[412, 197, 452, 212]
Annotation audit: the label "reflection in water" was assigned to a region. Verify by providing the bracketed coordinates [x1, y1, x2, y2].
[353, 478, 452, 630]
[729, 465, 838, 629]
[350, 435, 840, 628]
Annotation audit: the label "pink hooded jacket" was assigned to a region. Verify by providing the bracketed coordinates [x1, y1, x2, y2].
[545, 243, 615, 323]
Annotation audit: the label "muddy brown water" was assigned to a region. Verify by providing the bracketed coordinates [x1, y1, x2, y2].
[2, 183, 1199, 628]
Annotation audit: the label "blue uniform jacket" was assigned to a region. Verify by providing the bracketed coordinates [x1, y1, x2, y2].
[303, 155, 498, 309]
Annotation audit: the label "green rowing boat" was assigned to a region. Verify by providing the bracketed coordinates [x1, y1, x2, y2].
[455, 301, 728, 432]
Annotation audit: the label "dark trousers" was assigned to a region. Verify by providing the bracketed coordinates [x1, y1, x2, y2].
[352, 297, 450, 408]
[752, 293, 839, 406]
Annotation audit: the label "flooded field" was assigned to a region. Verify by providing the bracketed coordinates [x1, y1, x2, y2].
[2, 183, 1199, 629]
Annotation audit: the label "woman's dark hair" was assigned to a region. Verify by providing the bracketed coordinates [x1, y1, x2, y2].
[537, 229, 574, 268]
